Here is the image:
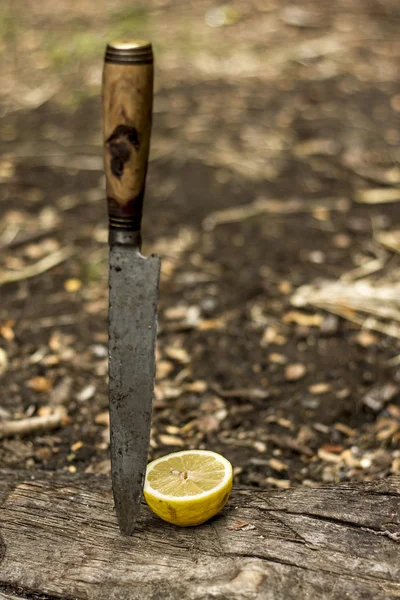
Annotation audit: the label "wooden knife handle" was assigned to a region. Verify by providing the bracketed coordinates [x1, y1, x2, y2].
[102, 40, 153, 234]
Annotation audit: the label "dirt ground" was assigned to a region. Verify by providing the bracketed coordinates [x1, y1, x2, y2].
[1, 0, 400, 489]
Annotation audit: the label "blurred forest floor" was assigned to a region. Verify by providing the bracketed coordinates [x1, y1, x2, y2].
[1, 0, 400, 489]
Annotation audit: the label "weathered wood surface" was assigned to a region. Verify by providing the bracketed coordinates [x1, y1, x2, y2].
[0, 471, 399, 600]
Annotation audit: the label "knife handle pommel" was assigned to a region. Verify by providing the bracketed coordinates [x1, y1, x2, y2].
[103, 40, 153, 236]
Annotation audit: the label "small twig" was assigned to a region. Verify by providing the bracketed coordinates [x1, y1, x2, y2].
[0, 407, 69, 439]
[0, 226, 59, 251]
[212, 384, 269, 401]
[203, 197, 348, 231]
[19, 314, 80, 331]
[340, 258, 388, 282]
[0, 222, 20, 248]
[266, 434, 314, 457]
[0, 247, 74, 286]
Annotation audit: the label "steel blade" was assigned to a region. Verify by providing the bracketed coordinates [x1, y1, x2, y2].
[109, 244, 160, 535]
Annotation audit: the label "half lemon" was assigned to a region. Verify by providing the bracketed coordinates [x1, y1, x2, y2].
[144, 450, 233, 526]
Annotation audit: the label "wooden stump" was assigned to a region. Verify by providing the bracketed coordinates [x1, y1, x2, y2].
[0, 471, 399, 599]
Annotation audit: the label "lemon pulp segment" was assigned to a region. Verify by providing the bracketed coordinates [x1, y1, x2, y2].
[144, 450, 233, 526]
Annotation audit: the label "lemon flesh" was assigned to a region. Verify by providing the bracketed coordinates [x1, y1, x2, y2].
[144, 450, 233, 526]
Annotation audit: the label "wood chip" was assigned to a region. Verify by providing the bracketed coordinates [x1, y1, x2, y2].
[158, 434, 184, 447]
[71, 441, 83, 452]
[95, 411, 110, 426]
[0, 320, 15, 340]
[320, 444, 343, 454]
[75, 385, 96, 403]
[355, 188, 400, 204]
[334, 423, 357, 437]
[164, 347, 190, 364]
[283, 311, 323, 327]
[184, 380, 207, 393]
[318, 448, 342, 463]
[363, 383, 399, 412]
[157, 360, 174, 380]
[266, 477, 291, 489]
[269, 353, 287, 364]
[27, 376, 52, 393]
[285, 363, 307, 381]
[253, 441, 267, 452]
[391, 458, 400, 474]
[261, 326, 287, 346]
[355, 330, 378, 348]
[0, 347, 8, 376]
[376, 420, 399, 441]
[165, 425, 181, 435]
[308, 383, 331, 395]
[164, 306, 189, 321]
[227, 520, 256, 531]
[197, 319, 225, 331]
[268, 458, 288, 472]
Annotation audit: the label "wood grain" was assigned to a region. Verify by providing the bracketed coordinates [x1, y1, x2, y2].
[0, 471, 399, 599]
[103, 48, 153, 226]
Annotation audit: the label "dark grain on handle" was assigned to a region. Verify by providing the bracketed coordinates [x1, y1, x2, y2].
[102, 40, 153, 232]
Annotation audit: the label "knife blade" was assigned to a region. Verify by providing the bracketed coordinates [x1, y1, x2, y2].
[102, 40, 160, 535]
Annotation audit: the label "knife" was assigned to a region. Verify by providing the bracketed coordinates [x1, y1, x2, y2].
[102, 40, 160, 535]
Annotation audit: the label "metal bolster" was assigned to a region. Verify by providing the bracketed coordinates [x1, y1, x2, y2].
[105, 44, 153, 65]
[109, 228, 142, 247]
[109, 214, 142, 230]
